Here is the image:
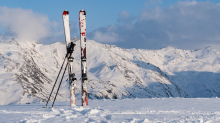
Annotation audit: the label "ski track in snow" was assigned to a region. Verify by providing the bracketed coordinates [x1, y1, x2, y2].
[1, 98, 220, 123]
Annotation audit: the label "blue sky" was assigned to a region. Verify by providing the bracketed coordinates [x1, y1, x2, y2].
[0, 0, 220, 50]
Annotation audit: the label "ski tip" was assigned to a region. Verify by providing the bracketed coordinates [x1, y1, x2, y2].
[80, 10, 86, 15]
[63, 10, 69, 15]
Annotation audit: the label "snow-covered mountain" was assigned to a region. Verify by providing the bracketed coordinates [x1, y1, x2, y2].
[1, 35, 220, 105]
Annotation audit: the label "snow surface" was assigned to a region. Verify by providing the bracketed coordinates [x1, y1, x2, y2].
[1, 98, 220, 122]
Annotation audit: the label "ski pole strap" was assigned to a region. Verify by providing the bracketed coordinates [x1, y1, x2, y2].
[67, 42, 76, 54]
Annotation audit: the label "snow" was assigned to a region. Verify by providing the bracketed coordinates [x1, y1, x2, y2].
[1, 36, 220, 122]
[1, 98, 220, 122]
[2, 34, 220, 123]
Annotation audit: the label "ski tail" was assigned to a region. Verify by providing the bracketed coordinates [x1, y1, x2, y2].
[79, 9, 88, 106]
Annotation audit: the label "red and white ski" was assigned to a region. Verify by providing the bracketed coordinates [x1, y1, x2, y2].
[79, 10, 88, 106]
[63, 10, 76, 106]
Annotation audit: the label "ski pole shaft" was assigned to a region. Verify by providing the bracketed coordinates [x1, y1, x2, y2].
[52, 62, 69, 107]
[45, 55, 67, 107]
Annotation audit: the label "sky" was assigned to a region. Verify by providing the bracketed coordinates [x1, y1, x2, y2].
[0, 0, 220, 50]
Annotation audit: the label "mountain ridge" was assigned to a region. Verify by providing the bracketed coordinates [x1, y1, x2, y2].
[0, 35, 220, 105]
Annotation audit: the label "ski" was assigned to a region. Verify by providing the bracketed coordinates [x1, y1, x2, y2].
[63, 10, 76, 106]
[79, 10, 88, 106]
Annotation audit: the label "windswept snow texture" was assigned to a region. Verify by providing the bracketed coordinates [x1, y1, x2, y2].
[1, 35, 220, 105]
[1, 98, 220, 122]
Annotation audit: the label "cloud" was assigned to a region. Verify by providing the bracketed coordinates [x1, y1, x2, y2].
[117, 11, 136, 24]
[89, 26, 122, 43]
[88, 1, 220, 50]
[0, 6, 65, 43]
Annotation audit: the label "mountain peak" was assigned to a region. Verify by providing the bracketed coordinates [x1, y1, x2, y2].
[160, 46, 176, 51]
[203, 46, 212, 51]
[35, 41, 41, 44]
[71, 36, 79, 42]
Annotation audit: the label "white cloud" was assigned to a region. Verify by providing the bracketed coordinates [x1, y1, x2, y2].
[177, 1, 197, 6]
[139, 7, 164, 21]
[89, 1, 220, 50]
[0, 6, 64, 43]
[93, 30, 120, 43]
[119, 11, 130, 18]
[117, 11, 136, 23]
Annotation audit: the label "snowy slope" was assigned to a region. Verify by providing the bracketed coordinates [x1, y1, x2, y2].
[1, 35, 220, 105]
[1, 98, 220, 122]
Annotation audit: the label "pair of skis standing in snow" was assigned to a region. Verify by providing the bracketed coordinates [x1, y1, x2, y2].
[45, 10, 88, 107]
[63, 10, 88, 106]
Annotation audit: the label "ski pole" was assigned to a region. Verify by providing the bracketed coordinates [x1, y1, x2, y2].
[51, 62, 69, 108]
[45, 54, 68, 107]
